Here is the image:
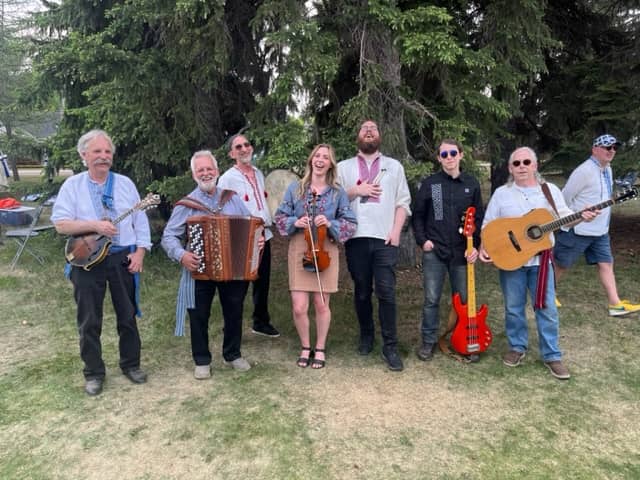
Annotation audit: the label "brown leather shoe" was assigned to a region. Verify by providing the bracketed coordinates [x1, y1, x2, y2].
[545, 360, 570, 380]
[503, 350, 526, 367]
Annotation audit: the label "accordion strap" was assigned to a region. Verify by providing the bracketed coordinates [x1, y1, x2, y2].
[176, 189, 235, 215]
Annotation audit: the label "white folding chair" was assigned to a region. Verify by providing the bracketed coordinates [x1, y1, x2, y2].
[5, 202, 55, 269]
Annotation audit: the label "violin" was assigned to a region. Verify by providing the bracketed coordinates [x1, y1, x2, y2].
[302, 190, 331, 273]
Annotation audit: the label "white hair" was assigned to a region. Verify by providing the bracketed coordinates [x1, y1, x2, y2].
[77, 129, 115, 167]
[506, 146, 545, 185]
[190, 150, 218, 174]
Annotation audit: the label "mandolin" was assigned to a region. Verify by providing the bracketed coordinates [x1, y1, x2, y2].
[481, 187, 638, 271]
[450, 207, 492, 355]
[64, 193, 160, 270]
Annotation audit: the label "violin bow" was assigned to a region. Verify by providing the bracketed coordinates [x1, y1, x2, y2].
[306, 190, 326, 305]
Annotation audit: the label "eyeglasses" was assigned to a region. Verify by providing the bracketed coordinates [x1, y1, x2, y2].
[233, 142, 252, 150]
[439, 150, 459, 159]
[601, 145, 617, 151]
[360, 125, 378, 132]
[511, 159, 532, 167]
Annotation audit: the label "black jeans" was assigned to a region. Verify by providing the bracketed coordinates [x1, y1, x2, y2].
[345, 237, 399, 350]
[251, 239, 271, 327]
[71, 250, 141, 380]
[188, 279, 249, 365]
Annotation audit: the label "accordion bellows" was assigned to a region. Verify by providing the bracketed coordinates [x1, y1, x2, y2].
[186, 215, 264, 281]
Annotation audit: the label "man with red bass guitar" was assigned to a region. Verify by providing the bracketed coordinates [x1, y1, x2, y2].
[412, 139, 485, 363]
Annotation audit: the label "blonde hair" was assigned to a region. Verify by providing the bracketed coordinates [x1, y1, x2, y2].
[297, 144, 338, 197]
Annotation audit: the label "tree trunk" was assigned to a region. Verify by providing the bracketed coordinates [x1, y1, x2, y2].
[4, 123, 20, 182]
[361, 19, 414, 267]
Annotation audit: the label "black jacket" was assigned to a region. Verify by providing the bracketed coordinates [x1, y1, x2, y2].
[412, 170, 484, 266]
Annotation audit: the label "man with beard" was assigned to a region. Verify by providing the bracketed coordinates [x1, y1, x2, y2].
[217, 134, 280, 337]
[337, 120, 412, 371]
[162, 150, 262, 379]
[52, 129, 151, 396]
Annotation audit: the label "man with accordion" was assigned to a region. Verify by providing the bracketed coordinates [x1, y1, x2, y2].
[161, 150, 264, 380]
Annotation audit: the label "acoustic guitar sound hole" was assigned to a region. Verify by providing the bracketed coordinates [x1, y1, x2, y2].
[527, 226, 543, 240]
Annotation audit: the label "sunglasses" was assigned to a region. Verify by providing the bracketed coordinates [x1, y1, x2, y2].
[601, 145, 617, 151]
[233, 142, 252, 150]
[511, 159, 532, 167]
[439, 150, 459, 159]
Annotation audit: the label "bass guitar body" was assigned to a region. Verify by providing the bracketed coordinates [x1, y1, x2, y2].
[450, 292, 491, 355]
[64, 234, 112, 271]
[448, 206, 492, 356]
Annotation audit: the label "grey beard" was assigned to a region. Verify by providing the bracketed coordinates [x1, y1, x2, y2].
[197, 179, 217, 193]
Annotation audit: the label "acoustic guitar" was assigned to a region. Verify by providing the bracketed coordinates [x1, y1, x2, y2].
[481, 187, 638, 271]
[450, 207, 492, 355]
[64, 193, 160, 270]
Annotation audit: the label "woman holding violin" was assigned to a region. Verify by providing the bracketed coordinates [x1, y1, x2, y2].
[275, 144, 357, 369]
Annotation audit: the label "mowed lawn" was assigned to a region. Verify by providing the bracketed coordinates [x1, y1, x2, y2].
[0, 201, 639, 479]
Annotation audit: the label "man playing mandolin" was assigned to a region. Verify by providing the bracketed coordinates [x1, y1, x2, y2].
[51, 129, 152, 396]
[479, 147, 596, 380]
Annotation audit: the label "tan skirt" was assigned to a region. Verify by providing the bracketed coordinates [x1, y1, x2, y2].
[288, 233, 339, 292]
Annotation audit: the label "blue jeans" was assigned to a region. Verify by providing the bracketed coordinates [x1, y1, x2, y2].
[499, 266, 562, 362]
[345, 237, 399, 350]
[421, 251, 467, 345]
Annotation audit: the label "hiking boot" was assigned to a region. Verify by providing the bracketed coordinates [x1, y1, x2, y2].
[545, 360, 570, 380]
[416, 342, 436, 361]
[224, 357, 251, 371]
[608, 300, 640, 317]
[194, 364, 211, 380]
[252, 323, 280, 337]
[503, 350, 526, 367]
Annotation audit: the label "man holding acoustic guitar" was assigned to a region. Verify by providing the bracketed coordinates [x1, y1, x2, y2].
[51, 129, 152, 396]
[479, 147, 597, 380]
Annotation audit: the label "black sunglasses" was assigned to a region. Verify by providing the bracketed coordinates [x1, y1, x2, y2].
[234, 142, 252, 150]
[601, 145, 617, 151]
[439, 150, 459, 159]
[511, 159, 532, 167]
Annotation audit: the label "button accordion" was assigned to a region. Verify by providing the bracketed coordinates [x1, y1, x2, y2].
[186, 215, 264, 281]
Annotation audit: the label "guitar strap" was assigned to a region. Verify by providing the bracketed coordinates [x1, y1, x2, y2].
[176, 189, 235, 214]
[535, 182, 558, 310]
[438, 308, 473, 363]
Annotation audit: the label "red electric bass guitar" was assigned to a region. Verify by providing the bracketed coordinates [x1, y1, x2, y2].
[450, 207, 492, 355]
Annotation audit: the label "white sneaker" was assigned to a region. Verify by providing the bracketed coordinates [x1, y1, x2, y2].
[194, 364, 211, 380]
[224, 357, 251, 371]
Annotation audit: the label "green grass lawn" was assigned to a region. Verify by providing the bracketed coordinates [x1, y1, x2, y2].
[1, 211, 639, 479]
